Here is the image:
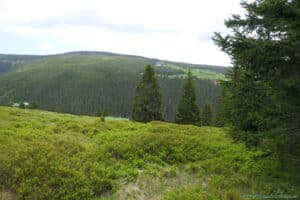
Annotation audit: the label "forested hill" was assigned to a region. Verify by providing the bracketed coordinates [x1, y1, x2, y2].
[0, 51, 229, 121]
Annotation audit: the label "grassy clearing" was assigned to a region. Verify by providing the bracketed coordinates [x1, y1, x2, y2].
[0, 107, 298, 199]
[163, 63, 226, 80]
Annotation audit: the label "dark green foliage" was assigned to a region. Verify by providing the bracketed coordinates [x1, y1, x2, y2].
[100, 112, 105, 122]
[213, 0, 300, 143]
[0, 61, 12, 74]
[30, 102, 38, 109]
[221, 69, 280, 131]
[0, 55, 41, 74]
[0, 53, 223, 122]
[214, 89, 226, 127]
[202, 101, 213, 126]
[132, 65, 163, 122]
[175, 71, 200, 125]
[19, 102, 25, 109]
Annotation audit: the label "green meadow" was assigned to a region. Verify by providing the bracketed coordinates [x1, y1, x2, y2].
[163, 63, 226, 80]
[0, 107, 298, 199]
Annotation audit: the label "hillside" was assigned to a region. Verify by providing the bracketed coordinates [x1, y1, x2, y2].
[0, 107, 299, 199]
[0, 52, 227, 121]
[0, 52, 228, 76]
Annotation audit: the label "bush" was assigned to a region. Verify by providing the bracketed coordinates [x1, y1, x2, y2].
[0, 107, 299, 199]
[161, 166, 177, 178]
[186, 163, 201, 174]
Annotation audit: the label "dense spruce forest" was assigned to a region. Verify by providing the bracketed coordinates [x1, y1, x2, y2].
[0, 52, 226, 121]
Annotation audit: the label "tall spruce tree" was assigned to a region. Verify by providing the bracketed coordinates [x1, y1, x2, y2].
[175, 71, 201, 125]
[132, 65, 163, 122]
[202, 101, 213, 126]
[213, 0, 300, 149]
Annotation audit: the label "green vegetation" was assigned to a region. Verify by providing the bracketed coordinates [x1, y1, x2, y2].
[0, 52, 225, 121]
[202, 101, 213, 126]
[1, 1, 299, 199]
[0, 54, 41, 74]
[213, 0, 300, 155]
[132, 65, 163, 122]
[0, 107, 299, 199]
[19, 102, 25, 109]
[175, 71, 200, 125]
[30, 102, 38, 109]
[164, 63, 226, 80]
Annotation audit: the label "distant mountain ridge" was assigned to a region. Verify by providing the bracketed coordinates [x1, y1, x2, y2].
[0, 51, 229, 121]
[0, 51, 229, 74]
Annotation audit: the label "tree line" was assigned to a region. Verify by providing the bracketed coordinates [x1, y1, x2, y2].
[132, 65, 213, 126]
[0, 65, 220, 122]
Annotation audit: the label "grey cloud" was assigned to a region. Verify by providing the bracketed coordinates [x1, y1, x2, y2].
[10, 10, 179, 34]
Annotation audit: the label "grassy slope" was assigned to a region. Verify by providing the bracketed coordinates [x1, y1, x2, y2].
[0, 107, 298, 200]
[163, 63, 226, 80]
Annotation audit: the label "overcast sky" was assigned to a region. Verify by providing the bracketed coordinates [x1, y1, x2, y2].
[0, 0, 244, 66]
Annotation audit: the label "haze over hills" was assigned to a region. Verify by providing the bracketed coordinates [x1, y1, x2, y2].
[0, 51, 229, 121]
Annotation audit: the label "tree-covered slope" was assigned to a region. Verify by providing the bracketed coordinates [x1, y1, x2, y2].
[0, 52, 227, 121]
[0, 107, 299, 199]
[0, 54, 43, 74]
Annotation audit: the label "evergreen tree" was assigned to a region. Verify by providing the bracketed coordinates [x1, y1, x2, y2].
[214, 88, 226, 127]
[132, 65, 163, 122]
[19, 102, 25, 109]
[31, 102, 38, 109]
[202, 101, 213, 126]
[213, 0, 300, 149]
[175, 71, 200, 125]
[97, 111, 106, 122]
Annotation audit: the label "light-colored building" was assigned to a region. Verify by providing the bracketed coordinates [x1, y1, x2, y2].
[12, 103, 20, 107]
[12, 102, 30, 108]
